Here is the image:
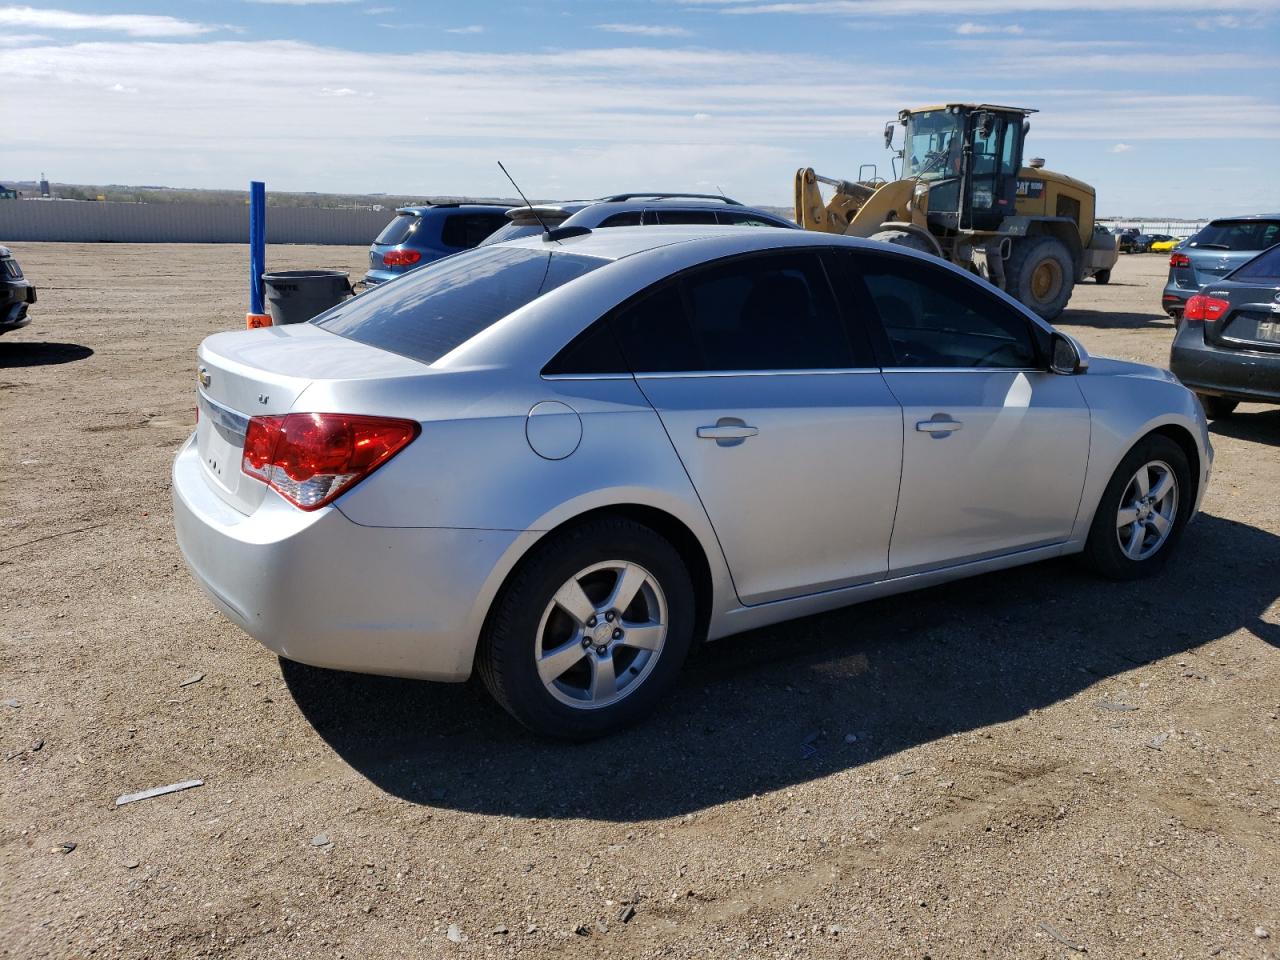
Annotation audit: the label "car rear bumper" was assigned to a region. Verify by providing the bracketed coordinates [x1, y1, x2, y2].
[1170, 324, 1280, 405]
[1, 282, 35, 332]
[172, 434, 533, 681]
[1161, 281, 1192, 317]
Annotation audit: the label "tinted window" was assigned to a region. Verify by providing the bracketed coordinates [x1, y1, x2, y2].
[1190, 219, 1280, 252]
[654, 209, 718, 225]
[375, 214, 418, 245]
[1230, 244, 1280, 283]
[440, 213, 508, 249]
[598, 212, 643, 227]
[851, 253, 1037, 368]
[478, 222, 547, 246]
[543, 320, 628, 375]
[315, 247, 606, 365]
[719, 211, 787, 227]
[610, 252, 854, 373]
[609, 284, 699, 373]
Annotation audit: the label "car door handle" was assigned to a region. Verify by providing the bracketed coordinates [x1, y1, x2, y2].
[916, 416, 963, 436]
[697, 418, 758, 446]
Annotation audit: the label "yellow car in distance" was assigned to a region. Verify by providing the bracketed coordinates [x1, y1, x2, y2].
[1150, 237, 1187, 253]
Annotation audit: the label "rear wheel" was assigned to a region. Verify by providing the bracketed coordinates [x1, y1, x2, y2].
[1006, 236, 1074, 320]
[1094, 269, 1112, 285]
[477, 516, 695, 739]
[869, 227, 937, 255]
[1081, 435, 1191, 580]
[1197, 394, 1237, 419]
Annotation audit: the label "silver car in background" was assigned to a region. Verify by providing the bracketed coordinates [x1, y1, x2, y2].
[174, 227, 1212, 738]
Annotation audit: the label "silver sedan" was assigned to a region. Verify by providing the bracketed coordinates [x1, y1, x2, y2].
[173, 227, 1212, 738]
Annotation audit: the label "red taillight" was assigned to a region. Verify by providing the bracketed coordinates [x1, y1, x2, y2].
[1182, 294, 1230, 323]
[241, 413, 419, 510]
[381, 249, 422, 267]
[1170, 253, 1190, 269]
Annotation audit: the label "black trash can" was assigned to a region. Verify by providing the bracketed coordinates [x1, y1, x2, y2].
[261, 270, 353, 326]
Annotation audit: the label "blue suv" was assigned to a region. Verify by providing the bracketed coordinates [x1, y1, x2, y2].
[1162, 214, 1280, 318]
[364, 202, 511, 286]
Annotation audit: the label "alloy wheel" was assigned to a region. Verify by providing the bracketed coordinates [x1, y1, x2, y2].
[534, 561, 668, 710]
[1115, 460, 1179, 561]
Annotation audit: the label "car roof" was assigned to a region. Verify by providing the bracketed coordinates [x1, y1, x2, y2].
[396, 202, 512, 216]
[1208, 213, 1280, 222]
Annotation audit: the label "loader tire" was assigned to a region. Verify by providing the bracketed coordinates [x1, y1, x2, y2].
[869, 228, 936, 255]
[1006, 236, 1074, 321]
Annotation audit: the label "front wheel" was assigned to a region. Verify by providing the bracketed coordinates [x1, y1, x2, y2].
[1006, 236, 1075, 320]
[477, 516, 695, 739]
[1094, 268, 1112, 285]
[1080, 435, 1191, 580]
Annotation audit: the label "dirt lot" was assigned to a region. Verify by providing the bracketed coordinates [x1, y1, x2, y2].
[2, 244, 1278, 960]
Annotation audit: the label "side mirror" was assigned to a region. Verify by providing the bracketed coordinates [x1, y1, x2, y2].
[884, 122, 897, 150]
[1050, 333, 1089, 375]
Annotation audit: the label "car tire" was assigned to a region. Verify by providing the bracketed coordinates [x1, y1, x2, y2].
[869, 227, 938, 255]
[477, 515, 695, 739]
[1006, 236, 1074, 321]
[1080, 434, 1192, 581]
[1197, 394, 1237, 419]
[1094, 269, 1112, 285]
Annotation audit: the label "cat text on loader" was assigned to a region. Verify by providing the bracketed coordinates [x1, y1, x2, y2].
[795, 104, 1117, 320]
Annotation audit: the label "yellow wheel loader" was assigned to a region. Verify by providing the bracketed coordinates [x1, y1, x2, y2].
[795, 104, 1117, 320]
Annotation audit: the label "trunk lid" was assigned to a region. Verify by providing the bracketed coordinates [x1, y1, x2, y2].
[1201, 280, 1280, 355]
[194, 324, 426, 514]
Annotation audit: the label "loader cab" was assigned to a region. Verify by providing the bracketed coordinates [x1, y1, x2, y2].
[901, 104, 1033, 234]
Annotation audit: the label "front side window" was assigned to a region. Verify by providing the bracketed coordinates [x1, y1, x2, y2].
[653, 209, 718, 226]
[849, 252, 1038, 369]
[315, 247, 606, 365]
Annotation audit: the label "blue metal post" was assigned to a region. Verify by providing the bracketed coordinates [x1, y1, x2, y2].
[249, 181, 266, 316]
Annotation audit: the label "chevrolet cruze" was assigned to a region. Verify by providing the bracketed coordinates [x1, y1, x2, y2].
[174, 227, 1212, 738]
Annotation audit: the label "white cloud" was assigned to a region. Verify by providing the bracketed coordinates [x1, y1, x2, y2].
[444, 25, 485, 34]
[0, 31, 50, 46]
[106, 82, 138, 93]
[244, 0, 358, 5]
[320, 86, 358, 96]
[0, 5, 217, 37]
[1110, 143, 1133, 152]
[595, 23, 694, 37]
[955, 22, 1024, 34]
[364, 4, 395, 12]
[693, 111, 712, 120]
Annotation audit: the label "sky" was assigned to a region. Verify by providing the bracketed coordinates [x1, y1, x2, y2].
[1, 1, 1278, 216]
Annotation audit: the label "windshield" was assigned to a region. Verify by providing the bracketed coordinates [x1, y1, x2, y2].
[314, 246, 607, 364]
[1189, 219, 1280, 252]
[904, 110, 964, 181]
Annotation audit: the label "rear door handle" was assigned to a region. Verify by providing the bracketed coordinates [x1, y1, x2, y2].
[697, 417, 758, 446]
[916, 416, 963, 436]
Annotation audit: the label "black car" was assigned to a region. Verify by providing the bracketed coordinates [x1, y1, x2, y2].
[1, 246, 35, 334]
[1115, 228, 1141, 253]
[1170, 242, 1280, 418]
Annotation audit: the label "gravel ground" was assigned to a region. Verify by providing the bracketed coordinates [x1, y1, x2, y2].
[2, 244, 1278, 960]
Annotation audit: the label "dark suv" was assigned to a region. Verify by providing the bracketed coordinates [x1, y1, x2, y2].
[1163, 214, 1280, 318]
[364, 202, 511, 287]
[1, 246, 35, 334]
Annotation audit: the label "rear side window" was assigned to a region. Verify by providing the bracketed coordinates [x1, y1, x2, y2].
[1190, 219, 1280, 252]
[597, 211, 643, 228]
[848, 252, 1037, 369]
[607, 251, 854, 373]
[653, 209, 718, 225]
[1230, 244, 1280, 283]
[315, 247, 606, 365]
[479, 222, 546, 246]
[441, 213, 508, 249]
[375, 214, 419, 245]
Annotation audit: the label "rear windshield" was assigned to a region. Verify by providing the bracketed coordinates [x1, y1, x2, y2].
[478, 221, 550, 246]
[375, 214, 419, 245]
[1229, 244, 1280, 283]
[313, 246, 607, 364]
[1189, 219, 1280, 252]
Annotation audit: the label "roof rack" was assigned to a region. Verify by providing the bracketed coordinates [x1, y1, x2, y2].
[600, 192, 743, 206]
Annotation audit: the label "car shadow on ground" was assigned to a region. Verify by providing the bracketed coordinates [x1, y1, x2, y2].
[0, 342, 94, 368]
[1209, 408, 1280, 445]
[1058, 309, 1173, 330]
[282, 512, 1278, 822]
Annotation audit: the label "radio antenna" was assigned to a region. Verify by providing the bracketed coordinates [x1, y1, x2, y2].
[497, 161, 555, 242]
